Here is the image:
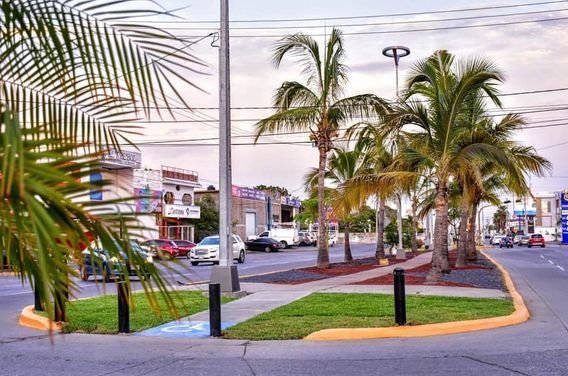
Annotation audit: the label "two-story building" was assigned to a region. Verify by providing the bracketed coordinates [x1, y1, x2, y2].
[134, 165, 201, 241]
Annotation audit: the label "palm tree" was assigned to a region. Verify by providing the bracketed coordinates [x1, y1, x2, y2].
[1, 1, 204, 319]
[304, 148, 368, 263]
[254, 29, 387, 268]
[347, 124, 397, 260]
[384, 50, 540, 281]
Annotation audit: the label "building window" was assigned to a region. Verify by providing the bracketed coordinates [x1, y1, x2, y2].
[164, 191, 174, 204]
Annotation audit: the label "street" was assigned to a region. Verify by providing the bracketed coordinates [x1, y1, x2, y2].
[1, 243, 568, 375]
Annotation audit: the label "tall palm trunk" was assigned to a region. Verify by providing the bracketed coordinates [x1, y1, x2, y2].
[344, 222, 353, 263]
[456, 198, 469, 267]
[375, 197, 386, 259]
[316, 145, 330, 268]
[467, 201, 478, 262]
[427, 183, 451, 282]
[411, 200, 418, 253]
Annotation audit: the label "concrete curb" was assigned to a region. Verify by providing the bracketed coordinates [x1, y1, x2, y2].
[19, 305, 62, 331]
[304, 249, 529, 341]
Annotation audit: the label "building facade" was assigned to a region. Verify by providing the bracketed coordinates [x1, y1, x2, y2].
[194, 185, 301, 242]
[134, 166, 201, 241]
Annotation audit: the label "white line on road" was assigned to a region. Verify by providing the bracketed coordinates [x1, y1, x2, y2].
[548, 260, 555, 265]
[540, 255, 545, 259]
[557, 265, 566, 271]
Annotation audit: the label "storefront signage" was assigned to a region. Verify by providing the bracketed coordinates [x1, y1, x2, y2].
[560, 190, 568, 244]
[101, 149, 141, 169]
[281, 196, 301, 208]
[163, 204, 200, 219]
[232, 185, 266, 201]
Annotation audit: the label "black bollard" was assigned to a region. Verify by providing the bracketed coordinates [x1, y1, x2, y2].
[118, 279, 130, 333]
[209, 283, 221, 337]
[33, 284, 44, 312]
[393, 267, 406, 326]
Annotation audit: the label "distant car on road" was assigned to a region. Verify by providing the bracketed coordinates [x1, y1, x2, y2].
[518, 235, 530, 246]
[141, 239, 179, 259]
[188, 235, 246, 266]
[171, 240, 196, 257]
[298, 231, 316, 246]
[528, 234, 545, 248]
[80, 240, 153, 282]
[245, 237, 284, 253]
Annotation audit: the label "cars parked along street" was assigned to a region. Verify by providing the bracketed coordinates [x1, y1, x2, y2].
[188, 235, 246, 265]
[171, 240, 196, 257]
[80, 240, 153, 282]
[140, 239, 179, 259]
[245, 237, 284, 253]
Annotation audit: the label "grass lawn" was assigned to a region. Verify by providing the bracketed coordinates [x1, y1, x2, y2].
[41, 291, 235, 334]
[223, 293, 514, 340]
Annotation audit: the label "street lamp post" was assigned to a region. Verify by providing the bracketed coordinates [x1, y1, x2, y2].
[382, 46, 410, 257]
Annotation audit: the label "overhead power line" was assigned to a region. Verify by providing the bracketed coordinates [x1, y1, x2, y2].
[158, 8, 568, 31]
[172, 15, 568, 39]
[124, 1, 568, 24]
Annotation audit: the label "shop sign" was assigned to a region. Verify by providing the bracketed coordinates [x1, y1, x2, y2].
[101, 149, 141, 169]
[163, 204, 200, 219]
[134, 188, 162, 213]
[232, 185, 266, 201]
[560, 190, 568, 244]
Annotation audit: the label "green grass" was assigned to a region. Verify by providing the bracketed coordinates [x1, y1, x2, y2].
[223, 293, 514, 340]
[40, 291, 235, 334]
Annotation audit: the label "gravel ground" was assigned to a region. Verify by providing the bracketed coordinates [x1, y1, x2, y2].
[241, 270, 327, 283]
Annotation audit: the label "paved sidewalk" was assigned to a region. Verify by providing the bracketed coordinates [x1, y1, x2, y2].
[173, 252, 508, 327]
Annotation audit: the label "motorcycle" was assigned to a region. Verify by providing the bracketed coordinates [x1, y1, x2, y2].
[499, 237, 514, 248]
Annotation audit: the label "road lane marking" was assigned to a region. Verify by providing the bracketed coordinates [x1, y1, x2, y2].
[548, 260, 555, 265]
[557, 265, 566, 271]
[540, 255, 545, 259]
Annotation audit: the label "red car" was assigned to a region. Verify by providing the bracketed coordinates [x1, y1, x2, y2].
[141, 239, 179, 259]
[172, 240, 196, 257]
[527, 234, 545, 248]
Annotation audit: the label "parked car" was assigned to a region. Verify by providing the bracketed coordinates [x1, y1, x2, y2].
[298, 231, 316, 246]
[528, 234, 545, 248]
[491, 235, 505, 246]
[518, 235, 530, 246]
[140, 239, 179, 259]
[188, 235, 246, 265]
[245, 237, 284, 253]
[80, 240, 153, 282]
[171, 240, 196, 257]
[248, 228, 299, 248]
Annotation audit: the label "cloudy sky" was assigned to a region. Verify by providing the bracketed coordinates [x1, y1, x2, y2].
[129, 0, 568, 198]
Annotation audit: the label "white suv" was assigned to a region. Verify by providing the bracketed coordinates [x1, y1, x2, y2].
[189, 235, 246, 266]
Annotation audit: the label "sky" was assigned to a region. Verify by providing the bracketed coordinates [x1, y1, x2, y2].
[125, 0, 568, 199]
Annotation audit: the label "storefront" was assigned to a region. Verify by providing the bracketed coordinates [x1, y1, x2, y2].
[134, 165, 201, 241]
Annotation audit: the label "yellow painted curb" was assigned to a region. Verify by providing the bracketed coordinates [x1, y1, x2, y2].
[304, 250, 529, 341]
[19, 305, 62, 331]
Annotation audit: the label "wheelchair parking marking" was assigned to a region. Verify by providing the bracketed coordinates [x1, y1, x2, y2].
[136, 320, 235, 338]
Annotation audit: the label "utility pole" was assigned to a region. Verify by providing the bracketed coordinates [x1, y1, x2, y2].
[210, 0, 240, 292]
[382, 46, 410, 257]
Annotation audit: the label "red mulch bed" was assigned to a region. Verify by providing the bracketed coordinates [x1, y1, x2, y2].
[297, 252, 420, 278]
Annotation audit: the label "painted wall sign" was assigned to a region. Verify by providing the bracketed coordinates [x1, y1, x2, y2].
[560, 190, 568, 244]
[163, 204, 201, 219]
[134, 188, 162, 213]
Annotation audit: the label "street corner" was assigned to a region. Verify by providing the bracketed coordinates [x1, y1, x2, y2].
[136, 320, 235, 338]
[19, 305, 62, 331]
[304, 250, 530, 341]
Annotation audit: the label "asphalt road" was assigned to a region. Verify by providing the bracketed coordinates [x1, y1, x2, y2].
[2, 243, 568, 375]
